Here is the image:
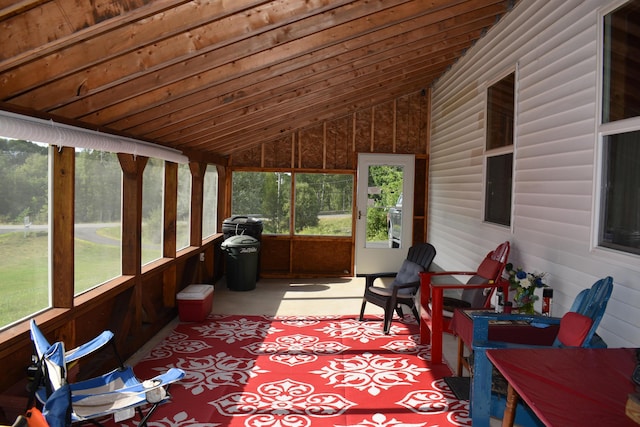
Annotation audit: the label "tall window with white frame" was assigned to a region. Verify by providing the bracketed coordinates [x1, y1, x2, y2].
[599, 0, 640, 255]
[484, 72, 515, 226]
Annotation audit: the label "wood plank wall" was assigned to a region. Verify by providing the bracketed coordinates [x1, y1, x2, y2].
[228, 90, 430, 277]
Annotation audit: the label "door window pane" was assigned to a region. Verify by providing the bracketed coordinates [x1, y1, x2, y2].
[75, 149, 121, 294]
[0, 138, 50, 328]
[366, 165, 403, 248]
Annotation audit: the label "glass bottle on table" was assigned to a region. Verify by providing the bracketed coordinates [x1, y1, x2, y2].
[542, 288, 553, 316]
[495, 288, 504, 313]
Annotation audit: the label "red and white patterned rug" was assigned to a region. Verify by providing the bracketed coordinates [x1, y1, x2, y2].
[104, 314, 471, 427]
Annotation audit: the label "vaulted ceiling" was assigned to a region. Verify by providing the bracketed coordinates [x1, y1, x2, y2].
[0, 0, 514, 161]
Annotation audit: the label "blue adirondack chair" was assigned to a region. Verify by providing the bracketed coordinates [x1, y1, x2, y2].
[469, 276, 614, 427]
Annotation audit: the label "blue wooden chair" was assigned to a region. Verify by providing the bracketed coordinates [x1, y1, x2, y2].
[469, 276, 614, 427]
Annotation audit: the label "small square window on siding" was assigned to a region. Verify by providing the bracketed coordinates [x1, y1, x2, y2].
[599, 1, 640, 256]
[484, 72, 515, 226]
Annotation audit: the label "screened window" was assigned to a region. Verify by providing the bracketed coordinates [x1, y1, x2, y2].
[485, 72, 515, 226]
[202, 166, 218, 239]
[0, 139, 50, 329]
[232, 171, 291, 235]
[74, 149, 121, 294]
[599, 0, 640, 255]
[176, 163, 191, 250]
[294, 173, 353, 236]
[142, 158, 164, 264]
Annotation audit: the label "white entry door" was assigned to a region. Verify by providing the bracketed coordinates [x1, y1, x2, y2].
[355, 153, 414, 274]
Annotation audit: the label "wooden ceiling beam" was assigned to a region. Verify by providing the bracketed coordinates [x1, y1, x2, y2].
[8, 0, 404, 112]
[176, 53, 457, 151]
[0, 0, 193, 71]
[199, 73, 438, 154]
[139, 28, 491, 140]
[0, 0, 48, 20]
[73, 0, 504, 137]
[0, 0, 515, 158]
[108, 6, 501, 136]
[147, 36, 476, 143]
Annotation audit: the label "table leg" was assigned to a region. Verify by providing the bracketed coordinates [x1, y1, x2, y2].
[430, 287, 443, 364]
[502, 382, 518, 427]
[457, 336, 464, 376]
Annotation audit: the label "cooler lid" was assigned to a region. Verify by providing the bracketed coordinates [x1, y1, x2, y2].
[177, 284, 214, 300]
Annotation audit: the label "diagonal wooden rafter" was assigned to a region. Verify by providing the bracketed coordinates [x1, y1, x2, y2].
[96, 1, 504, 134]
[124, 15, 497, 144]
[0, 0, 514, 158]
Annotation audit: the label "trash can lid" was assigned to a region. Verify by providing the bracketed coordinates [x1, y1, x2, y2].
[223, 215, 263, 225]
[221, 234, 260, 248]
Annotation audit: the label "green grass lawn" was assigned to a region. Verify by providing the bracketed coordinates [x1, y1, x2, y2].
[0, 230, 122, 327]
[0, 231, 50, 326]
[297, 215, 352, 236]
[1, 216, 359, 327]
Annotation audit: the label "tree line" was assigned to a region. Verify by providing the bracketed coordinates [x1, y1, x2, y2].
[0, 138, 175, 226]
[231, 171, 353, 234]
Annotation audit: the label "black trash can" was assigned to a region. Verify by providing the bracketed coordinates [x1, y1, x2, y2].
[222, 216, 263, 279]
[222, 216, 263, 240]
[221, 235, 260, 291]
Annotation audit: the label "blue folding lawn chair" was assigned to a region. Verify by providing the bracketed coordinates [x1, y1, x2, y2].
[32, 340, 184, 427]
[30, 320, 124, 369]
[29, 320, 185, 427]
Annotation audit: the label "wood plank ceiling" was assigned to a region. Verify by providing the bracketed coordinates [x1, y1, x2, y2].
[0, 0, 514, 161]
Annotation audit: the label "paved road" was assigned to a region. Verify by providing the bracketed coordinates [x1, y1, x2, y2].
[0, 223, 120, 246]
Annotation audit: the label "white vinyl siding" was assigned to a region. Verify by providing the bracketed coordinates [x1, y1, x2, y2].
[429, 0, 640, 348]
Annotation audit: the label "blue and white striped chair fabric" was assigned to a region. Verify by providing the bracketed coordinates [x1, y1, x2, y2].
[30, 319, 123, 367]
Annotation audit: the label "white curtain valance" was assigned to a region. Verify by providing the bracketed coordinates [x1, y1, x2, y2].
[0, 110, 188, 164]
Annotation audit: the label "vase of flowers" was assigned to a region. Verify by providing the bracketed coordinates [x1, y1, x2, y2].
[505, 263, 547, 314]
